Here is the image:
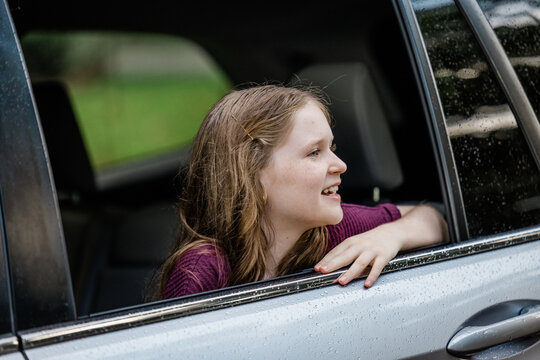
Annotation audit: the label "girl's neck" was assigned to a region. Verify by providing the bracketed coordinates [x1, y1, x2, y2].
[262, 221, 306, 280]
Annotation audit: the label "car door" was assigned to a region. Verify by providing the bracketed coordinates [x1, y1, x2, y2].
[2, 0, 539, 359]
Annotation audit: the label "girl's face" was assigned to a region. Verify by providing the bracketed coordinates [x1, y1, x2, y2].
[260, 101, 347, 233]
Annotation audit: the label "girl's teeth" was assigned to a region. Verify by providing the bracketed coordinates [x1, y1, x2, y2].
[323, 186, 338, 194]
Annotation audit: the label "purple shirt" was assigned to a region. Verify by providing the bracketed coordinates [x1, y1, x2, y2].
[163, 203, 401, 299]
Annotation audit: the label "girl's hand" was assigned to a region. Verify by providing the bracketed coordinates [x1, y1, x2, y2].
[314, 204, 448, 288]
[314, 223, 404, 288]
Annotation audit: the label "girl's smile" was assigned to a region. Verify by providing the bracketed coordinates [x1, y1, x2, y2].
[322, 183, 341, 200]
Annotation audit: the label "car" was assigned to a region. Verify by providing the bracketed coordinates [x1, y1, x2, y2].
[0, 0, 539, 358]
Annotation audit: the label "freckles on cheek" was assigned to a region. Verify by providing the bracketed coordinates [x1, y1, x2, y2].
[283, 163, 296, 174]
[276, 161, 295, 180]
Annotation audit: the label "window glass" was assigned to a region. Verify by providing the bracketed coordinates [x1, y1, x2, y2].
[478, 0, 540, 123]
[413, 0, 540, 236]
[22, 32, 231, 171]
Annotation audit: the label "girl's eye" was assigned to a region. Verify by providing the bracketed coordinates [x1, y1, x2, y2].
[308, 149, 320, 158]
[330, 143, 337, 152]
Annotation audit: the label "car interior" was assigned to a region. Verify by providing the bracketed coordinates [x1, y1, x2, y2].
[10, 0, 444, 316]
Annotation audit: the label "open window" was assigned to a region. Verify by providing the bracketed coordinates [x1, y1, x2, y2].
[20, 1, 445, 317]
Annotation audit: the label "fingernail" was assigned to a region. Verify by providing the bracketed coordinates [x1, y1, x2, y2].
[364, 280, 372, 288]
[338, 276, 347, 285]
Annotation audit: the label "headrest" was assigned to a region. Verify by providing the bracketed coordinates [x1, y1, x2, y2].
[296, 63, 403, 194]
[32, 81, 96, 198]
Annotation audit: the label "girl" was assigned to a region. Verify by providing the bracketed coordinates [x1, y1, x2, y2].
[156, 84, 448, 299]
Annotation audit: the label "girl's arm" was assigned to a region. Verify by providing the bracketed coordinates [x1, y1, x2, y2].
[314, 204, 449, 288]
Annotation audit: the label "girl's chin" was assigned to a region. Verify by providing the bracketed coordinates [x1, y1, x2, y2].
[323, 208, 344, 226]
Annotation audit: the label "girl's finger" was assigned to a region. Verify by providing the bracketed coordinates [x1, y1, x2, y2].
[364, 257, 388, 288]
[316, 251, 360, 273]
[315, 245, 358, 273]
[337, 252, 374, 285]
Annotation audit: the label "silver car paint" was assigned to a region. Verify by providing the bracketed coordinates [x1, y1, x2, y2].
[0, 354, 25, 360]
[25, 239, 540, 359]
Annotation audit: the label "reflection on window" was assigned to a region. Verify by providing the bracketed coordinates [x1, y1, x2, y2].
[478, 0, 540, 123]
[22, 32, 231, 170]
[413, 1, 540, 236]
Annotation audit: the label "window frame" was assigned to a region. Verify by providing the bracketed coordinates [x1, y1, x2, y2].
[0, 175, 17, 356]
[0, 1, 21, 355]
[0, 175, 18, 357]
[0, 0, 76, 332]
[395, 0, 471, 242]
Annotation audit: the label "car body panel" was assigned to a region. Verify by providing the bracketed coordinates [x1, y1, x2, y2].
[24, 239, 540, 359]
[0, 338, 20, 360]
[0, 353, 25, 360]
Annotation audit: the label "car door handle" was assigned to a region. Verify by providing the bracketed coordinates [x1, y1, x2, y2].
[447, 304, 540, 356]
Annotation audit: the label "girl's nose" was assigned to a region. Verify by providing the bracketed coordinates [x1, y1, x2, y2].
[329, 152, 347, 174]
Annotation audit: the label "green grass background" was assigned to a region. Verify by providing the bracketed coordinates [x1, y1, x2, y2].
[69, 74, 230, 169]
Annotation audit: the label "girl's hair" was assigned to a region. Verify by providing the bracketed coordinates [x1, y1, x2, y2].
[155, 84, 332, 299]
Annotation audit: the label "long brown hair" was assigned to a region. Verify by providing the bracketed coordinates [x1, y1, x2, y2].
[155, 84, 332, 298]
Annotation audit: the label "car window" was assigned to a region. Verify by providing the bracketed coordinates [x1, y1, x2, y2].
[478, 0, 540, 123]
[16, 4, 448, 314]
[413, 0, 540, 237]
[22, 32, 231, 173]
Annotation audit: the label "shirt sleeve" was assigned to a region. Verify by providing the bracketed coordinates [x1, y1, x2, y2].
[163, 244, 230, 299]
[326, 203, 401, 252]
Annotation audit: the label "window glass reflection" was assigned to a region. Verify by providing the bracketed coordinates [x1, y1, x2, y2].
[478, 0, 540, 123]
[413, 1, 540, 236]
